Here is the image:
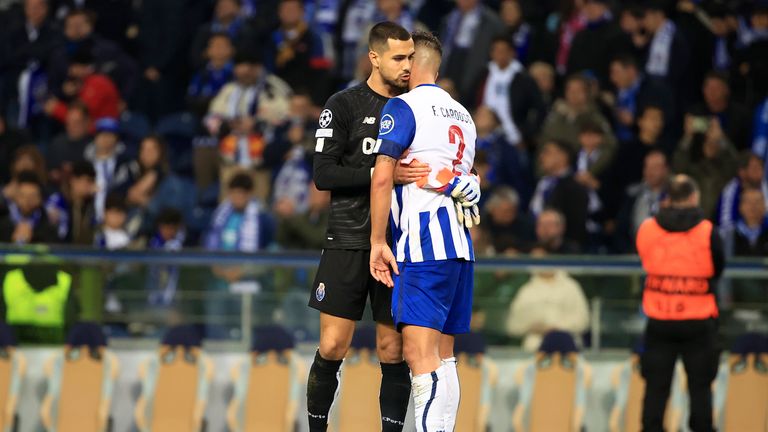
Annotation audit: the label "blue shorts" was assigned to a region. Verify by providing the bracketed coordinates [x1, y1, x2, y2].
[391, 259, 474, 335]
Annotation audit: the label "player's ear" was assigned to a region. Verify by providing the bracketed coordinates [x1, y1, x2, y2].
[369, 49, 380, 69]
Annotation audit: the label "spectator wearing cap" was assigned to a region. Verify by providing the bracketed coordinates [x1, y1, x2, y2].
[540, 74, 617, 153]
[715, 152, 768, 229]
[499, 0, 556, 66]
[474, 35, 546, 148]
[608, 54, 673, 145]
[674, 113, 739, 218]
[566, 0, 631, 89]
[47, 8, 138, 101]
[44, 48, 121, 125]
[265, 0, 331, 105]
[530, 140, 589, 245]
[47, 102, 92, 183]
[187, 33, 236, 118]
[688, 72, 752, 151]
[439, 0, 504, 104]
[614, 150, 669, 253]
[0, 171, 59, 245]
[83, 117, 133, 222]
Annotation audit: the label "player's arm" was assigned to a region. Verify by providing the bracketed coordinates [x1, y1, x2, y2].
[369, 98, 415, 287]
[312, 95, 373, 190]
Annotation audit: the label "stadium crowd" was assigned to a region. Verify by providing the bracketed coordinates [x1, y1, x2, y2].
[0, 0, 767, 260]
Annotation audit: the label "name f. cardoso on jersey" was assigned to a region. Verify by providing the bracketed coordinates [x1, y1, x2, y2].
[375, 84, 477, 263]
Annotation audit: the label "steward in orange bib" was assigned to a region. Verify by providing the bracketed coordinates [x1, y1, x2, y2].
[636, 175, 723, 432]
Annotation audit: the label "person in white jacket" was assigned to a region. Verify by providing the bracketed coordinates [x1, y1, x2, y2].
[506, 267, 590, 351]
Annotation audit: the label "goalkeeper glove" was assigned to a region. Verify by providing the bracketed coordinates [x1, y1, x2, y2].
[444, 175, 480, 207]
[455, 200, 481, 229]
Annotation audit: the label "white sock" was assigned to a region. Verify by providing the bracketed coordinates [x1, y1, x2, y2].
[441, 357, 460, 431]
[412, 365, 448, 432]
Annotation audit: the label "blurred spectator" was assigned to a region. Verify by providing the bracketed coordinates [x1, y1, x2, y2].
[2, 145, 48, 207]
[732, 5, 768, 107]
[674, 0, 715, 103]
[528, 61, 556, 111]
[688, 71, 752, 150]
[47, 8, 138, 100]
[530, 140, 589, 245]
[640, 1, 691, 105]
[608, 54, 672, 145]
[2, 0, 60, 115]
[474, 106, 534, 205]
[190, 0, 247, 70]
[125, 135, 171, 214]
[94, 193, 131, 250]
[753, 97, 768, 172]
[52, 1, 134, 46]
[0, 171, 58, 244]
[614, 150, 669, 253]
[0, 115, 29, 184]
[265, 0, 330, 105]
[706, 2, 738, 73]
[145, 208, 186, 307]
[540, 74, 616, 152]
[205, 173, 270, 252]
[53, 160, 97, 245]
[475, 35, 546, 147]
[499, 0, 555, 66]
[483, 187, 535, 254]
[574, 120, 615, 237]
[47, 101, 91, 182]
[44, 48, 122, 125]
[133, 0, 190, 121]
[272, 146, 311, 218]
[533, 208, 580, 254]
[277, 183, 330, 249]
[187, 33, 235, 118]
[83, 117, 133, 221]
[721, 187, 768, 257]
[549, 0, 586, 74]
[673, 115, 738, 217]
[439, 0, 504, 104]
[566, 0, 630, 89]
[505, 262, 589, 350]
[715, 152, 767, 228]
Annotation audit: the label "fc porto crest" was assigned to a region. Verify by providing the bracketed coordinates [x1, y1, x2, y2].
[315, 283, 326, 301]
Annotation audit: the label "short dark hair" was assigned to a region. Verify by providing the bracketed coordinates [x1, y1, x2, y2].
[491, 35, 515, 50]
[667, 175, 699, 204]
[156, 207, 184, 226]
[14, 170, 43, 191]
[412, 30, 442, 57]
[70, 47, 94, 66]
[544, 139, 573, 163]
[104, 193, 126, 212]
[368, 21, 411, 52]
[737, 151, 763, 170]
[704, 70, 729, 86]
[612, 53, 639, 69]
[68, 100, 90, 118]
[228, 173, 254, 191]
[234, 49, 262, 65]
[66, 8, 95, 25]
[578, 119, 604, 135]
[71, 160, 96, 179]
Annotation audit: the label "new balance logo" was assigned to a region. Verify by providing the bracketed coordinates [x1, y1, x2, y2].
[363, 117, 376, 124]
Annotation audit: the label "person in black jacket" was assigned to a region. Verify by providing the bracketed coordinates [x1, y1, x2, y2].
[688, 71, 753, 151]
[567, 0, 631, 89]
[474, 35, 546, 147]
[530, 139, 589, 246]
[0, 171, 59, 245]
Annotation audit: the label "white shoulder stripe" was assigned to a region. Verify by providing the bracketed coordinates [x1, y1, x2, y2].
[315, 138, 325, 152]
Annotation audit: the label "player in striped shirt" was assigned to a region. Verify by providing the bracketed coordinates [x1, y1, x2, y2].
[369, 31, 480, 432]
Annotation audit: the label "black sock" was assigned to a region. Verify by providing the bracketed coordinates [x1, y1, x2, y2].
[307, 350, 343, 432]
[380, 361, 411, 432]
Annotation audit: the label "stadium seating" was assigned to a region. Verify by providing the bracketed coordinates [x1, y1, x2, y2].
[714, 333, 768, 432]
[453, 332, 498, 432]
[511, 331, 592, 432]
[134, 325, 213, 432]
[608, 341, 684, 432]
[334, 325, 381, 432]
[0, 324, 24, 432]
[226, 325, 305, 432]
[40, 322, 119, 432]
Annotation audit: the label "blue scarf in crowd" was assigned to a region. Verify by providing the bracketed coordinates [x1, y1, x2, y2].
[147, 229, 186, 307]
[206, 200, 261, 252]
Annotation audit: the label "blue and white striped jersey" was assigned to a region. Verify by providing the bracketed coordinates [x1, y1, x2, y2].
[375, 84, 477, 263]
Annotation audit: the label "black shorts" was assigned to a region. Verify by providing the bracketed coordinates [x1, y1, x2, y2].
[309, 249, 393, 322]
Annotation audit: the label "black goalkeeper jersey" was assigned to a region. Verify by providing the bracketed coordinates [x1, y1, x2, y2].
[313, 82, 391, 250]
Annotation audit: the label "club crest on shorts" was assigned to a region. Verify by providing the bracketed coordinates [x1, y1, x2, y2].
[315, 283, 326, 301]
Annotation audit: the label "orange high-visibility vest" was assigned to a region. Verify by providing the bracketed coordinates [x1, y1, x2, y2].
[636, 217, 718, 320]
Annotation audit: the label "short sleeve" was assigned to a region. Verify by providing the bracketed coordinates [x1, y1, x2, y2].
[375, 98, 416, 159]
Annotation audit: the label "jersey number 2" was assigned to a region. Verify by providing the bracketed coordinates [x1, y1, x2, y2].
[448, 125, 465, 175]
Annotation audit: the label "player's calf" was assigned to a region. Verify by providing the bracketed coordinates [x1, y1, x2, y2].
[376, 323, 411, 432]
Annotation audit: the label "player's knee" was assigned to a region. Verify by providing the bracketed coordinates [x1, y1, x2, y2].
[376, 333, 403, 363]
[402, 338, 432, 366]
[319, 334, 351, 360]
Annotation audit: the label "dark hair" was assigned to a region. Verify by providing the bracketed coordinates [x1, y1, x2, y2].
[644, 0, 669, 15]
[68, 100, 90, 118]
[14, 170, 43, 191]
[578, 120, 604, 135]
[140, 134, 169, 173]
[544, 139, 574, 163]
[13, 145, 47, 185]
[611, 53, 639, 69]
[104, 193, 126, 212]
[737, 151, 763, 170]
[667, 175, 699, 204]
[156, 207, 184, 226]
[368, 21, 411, 51]
[71, 160, 96, 179]
[66, 8, 95, 25]
[704, 70, 730, 86]
[640, 104, 664, 117]
[234, 49, 262, 65]
[208, 32, 233, 45]
[491, 35, 515, 50]
[228, 173, 254, 191]
[412, 30, 442, 56]
[70, 47, 94, 66]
